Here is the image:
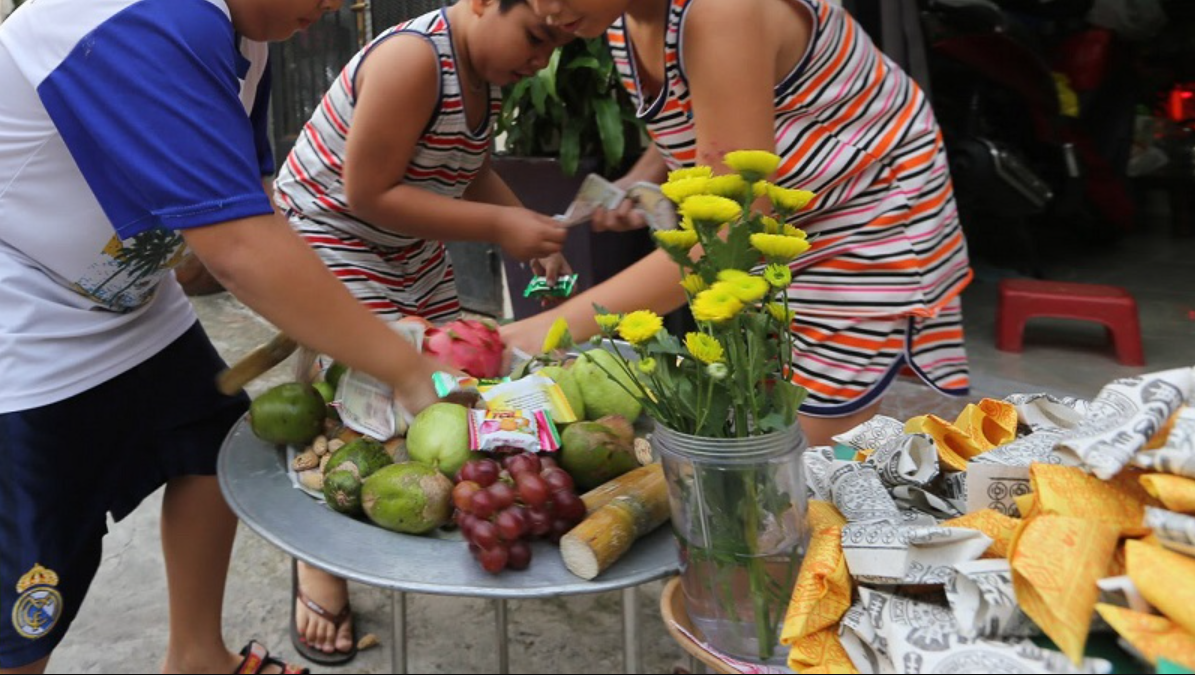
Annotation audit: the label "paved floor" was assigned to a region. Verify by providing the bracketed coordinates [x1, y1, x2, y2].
[44, 224, 1194, 673]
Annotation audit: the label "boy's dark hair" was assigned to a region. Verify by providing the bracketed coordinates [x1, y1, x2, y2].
[499, 0, 528, 12]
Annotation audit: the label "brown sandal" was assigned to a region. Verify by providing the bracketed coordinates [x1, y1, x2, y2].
[289, 560, 358, 666]
[234, 640, 309, 674]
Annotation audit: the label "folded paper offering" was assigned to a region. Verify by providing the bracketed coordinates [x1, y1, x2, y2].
[1010, 515, 1120, 664]
[807, 499, 848, 532]
[1057, 368, 1192, 480]
[966, 463, 1033, 517]
[834, 415, 906, 453]
[1142, 473, 1195, 514]
[787, 627, 857, 675]
[866, 433, 940, 489]
[947, 559, 1040, 639]
[1143, 507, 1195, 558]
[943, 509, 1021, 559]
[841, 588, 1112, 674]
[830, 463, 903, 524]
[1005, 393, 1088, 432]
[842, 524, 991, 585]
[905, 414, 985, 472]
[955, 399, 1020, 450]
[1096, 604, 1195, 671]
[1127, 539, 1195, 636]
[781, 525, 853, 672]
[1030, 464, 1153, 537]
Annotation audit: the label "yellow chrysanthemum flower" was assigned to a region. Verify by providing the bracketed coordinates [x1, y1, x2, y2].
[661, 177, 710, 205]
[766, 302, 796, 324]
[595, 313, 621, 334]
[680, 214, 696, 231]
[783, 223, 808, 239]
[637, 357, 658, 375]
[653, 229, 700, 253]
[667, 166, 714, 182]
[724, 150, 782, 181]
[542, 317, 570, 353]
[766, 184, 816, 213]
[761, 216, 783, 235]
[754, 181, 772, 199]
[680, 195, 742, 226]
[750, 233, 812, 261]
[685, 332, 726, 364]
[716, 269, 751, 283]
[618, 310, 664, 345]
[764, 263, 792, 289]
[691, 287, 744, 324]
[716, 275, 770, 304]
[707, 363, 729, 380]
[705, 174, 750, 200]
[680, 274, 708, 296]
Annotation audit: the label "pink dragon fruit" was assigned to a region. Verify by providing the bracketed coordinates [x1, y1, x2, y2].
[423, 319, 505, 378]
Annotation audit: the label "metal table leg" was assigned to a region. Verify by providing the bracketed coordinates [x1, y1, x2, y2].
[622, 586, 641, 674]
[494, 598, 510, 674]
[391, 590, 408, 674]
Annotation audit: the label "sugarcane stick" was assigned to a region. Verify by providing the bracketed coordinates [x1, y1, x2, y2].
[580, 464, 664, 513]
[216, 332, 299, 395]
[561, 466, 670, 580]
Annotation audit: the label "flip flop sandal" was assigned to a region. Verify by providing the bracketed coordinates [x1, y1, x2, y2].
[234, 640, 309, 674]
[290, 560, 358, 666]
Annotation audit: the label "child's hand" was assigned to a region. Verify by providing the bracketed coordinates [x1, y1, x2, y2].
[496, 207, 568, 261]
[531, 253, 573, 286]
[592, 199, 648, 233]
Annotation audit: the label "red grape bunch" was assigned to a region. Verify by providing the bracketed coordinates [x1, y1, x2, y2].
[452, 454, 587, 574]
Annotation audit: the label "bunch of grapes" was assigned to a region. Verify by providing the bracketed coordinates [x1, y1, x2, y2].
[452, 454, 587, 574]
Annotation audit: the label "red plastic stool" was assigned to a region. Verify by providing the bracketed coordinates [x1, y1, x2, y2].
[996, 279, 1145, 366]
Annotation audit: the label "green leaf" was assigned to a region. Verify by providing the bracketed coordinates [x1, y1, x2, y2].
[565, 55, 601, 71]
[560, 120, 582, 177]
[592, 96, 626, 172]
[542, 49, 561, 99]
[530, 78, 548, 116]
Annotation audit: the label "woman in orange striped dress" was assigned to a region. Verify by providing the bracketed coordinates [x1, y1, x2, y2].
[503, 0, 973, 446]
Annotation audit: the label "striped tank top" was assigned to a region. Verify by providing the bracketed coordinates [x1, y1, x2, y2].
[608, 0, 972, 320]
[275, 9, 500, 249]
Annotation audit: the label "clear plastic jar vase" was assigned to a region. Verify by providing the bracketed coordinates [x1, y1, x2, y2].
[653, 422, 809, 663]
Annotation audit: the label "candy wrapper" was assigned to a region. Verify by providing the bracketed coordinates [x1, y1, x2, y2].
[481, 375, 578, 425]
[468, 409, 560, 454]
[522, 274, 578, 300]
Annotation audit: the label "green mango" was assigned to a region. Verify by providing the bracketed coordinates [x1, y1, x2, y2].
[249, 383, 327, 446]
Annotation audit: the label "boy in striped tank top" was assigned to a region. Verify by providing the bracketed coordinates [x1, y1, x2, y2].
[275, 1, 572, 325]
[273, 1, 572, 662]
[505, 0, 974, 447]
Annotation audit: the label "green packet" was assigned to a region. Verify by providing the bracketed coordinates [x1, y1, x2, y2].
[523, 274, 578, 299]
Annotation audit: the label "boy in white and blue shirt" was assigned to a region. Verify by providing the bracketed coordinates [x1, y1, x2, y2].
[0, 0, 447, 671]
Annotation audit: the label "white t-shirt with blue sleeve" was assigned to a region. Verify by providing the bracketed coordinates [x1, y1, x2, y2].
[0, 0, 276, 413]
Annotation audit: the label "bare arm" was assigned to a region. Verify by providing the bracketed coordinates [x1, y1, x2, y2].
[344, 36, 565, 259]
[614, 144, 669, 189]
[182, 213, 442, 411]
[503, 0, 794, 352]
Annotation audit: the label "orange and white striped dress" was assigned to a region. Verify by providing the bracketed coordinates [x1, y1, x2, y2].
[609, 0, 973, 415]
[275, 9, 500, 323]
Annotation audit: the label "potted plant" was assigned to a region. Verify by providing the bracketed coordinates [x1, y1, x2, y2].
[582, 151, 817, 662]
[493, 37, 650, 319]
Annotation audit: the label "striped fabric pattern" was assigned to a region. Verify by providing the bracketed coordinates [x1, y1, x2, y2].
[609, 0, 971, 413]
[275, 8, 496, 321]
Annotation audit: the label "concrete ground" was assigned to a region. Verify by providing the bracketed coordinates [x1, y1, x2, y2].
[44, 224, 1194, 674]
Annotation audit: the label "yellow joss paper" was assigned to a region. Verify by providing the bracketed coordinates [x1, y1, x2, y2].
[1031, 464, 1152, 537]
[782, 525, 854, 673]
[1010, 515, 1120, 665]
[1097, 604, 1195, 671]
[807, 500, 848, 532]
[1127, 539, 1195, 636]
[788, 627, 859, 675]
[943, 509, 1021, 559]
[905, 414, 984, 471]
[1141, 473, 1195, 514]
[955, 399, 1019, 450]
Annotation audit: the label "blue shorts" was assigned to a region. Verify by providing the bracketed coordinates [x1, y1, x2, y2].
[0, 322, 249, 668]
